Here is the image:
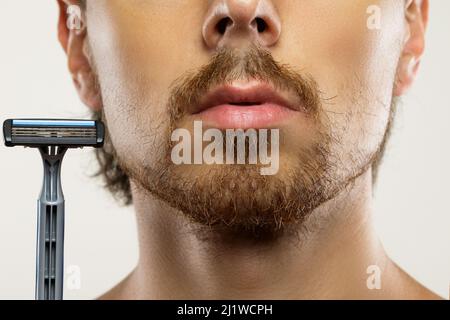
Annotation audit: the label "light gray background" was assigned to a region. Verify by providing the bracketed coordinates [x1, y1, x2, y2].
[0, 1, 448, 299]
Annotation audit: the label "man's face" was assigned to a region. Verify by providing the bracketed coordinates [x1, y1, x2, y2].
[82, 0, 411, 235]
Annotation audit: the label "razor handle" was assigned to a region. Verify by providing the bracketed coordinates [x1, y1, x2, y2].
[3, 119, 105, 299]
[35, 147, 67, 300]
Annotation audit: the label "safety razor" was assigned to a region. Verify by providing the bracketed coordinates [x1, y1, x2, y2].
[3, 119, 104, 300]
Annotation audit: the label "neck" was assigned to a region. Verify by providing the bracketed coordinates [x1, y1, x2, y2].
[110, 170, 421, 299]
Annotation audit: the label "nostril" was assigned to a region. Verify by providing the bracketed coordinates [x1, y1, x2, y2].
[255, 17, 267, 33]
[216, 17, 233, 35]
[203, 1, 281, 49]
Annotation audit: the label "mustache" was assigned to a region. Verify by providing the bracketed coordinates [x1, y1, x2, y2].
[168, 45, 322, 122]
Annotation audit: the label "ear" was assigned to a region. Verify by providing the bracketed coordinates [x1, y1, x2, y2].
[57, 0, 102, 111]
[394, 0, 429, 97]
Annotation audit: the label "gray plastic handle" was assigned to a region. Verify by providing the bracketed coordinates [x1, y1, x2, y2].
[35, 146, 67, 300]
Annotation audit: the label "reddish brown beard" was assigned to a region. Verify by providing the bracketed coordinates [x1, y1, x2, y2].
[117, 46, 343, 240]
[95, 45, 390, 241]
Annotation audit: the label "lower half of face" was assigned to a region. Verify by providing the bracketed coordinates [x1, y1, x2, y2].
[88, 0, 404, 236]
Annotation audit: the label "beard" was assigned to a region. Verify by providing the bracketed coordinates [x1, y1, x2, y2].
[99, 45, 388, 241]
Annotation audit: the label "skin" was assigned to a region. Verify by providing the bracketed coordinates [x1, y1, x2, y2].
[57, 0, 441, 299]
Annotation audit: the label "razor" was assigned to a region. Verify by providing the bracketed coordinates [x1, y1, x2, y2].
[3, 119, 104, 300]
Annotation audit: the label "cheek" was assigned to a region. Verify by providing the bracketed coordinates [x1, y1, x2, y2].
[87, 1, 209, 165]
[279, 0, 403, 154]
[88, 2, 200, 108]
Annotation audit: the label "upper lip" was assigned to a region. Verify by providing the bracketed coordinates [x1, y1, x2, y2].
[192, 80, 299, 114]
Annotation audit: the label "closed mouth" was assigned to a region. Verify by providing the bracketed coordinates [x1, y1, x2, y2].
[189, 80, 302, 129]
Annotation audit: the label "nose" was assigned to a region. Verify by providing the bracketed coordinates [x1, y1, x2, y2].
[202, 0, 281, 50]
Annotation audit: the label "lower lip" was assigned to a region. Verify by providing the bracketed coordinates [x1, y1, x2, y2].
[196, 103, 296, 129]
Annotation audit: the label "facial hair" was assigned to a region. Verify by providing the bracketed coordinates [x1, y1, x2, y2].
[113, 45, 377, 241]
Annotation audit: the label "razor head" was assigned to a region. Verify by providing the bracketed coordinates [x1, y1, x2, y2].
[3, 119, 104, 148]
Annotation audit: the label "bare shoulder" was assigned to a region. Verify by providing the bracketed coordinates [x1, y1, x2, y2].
[403, 276, 444, 300]
[96, 262, 445, 300]
[388, 261, 444, 300]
